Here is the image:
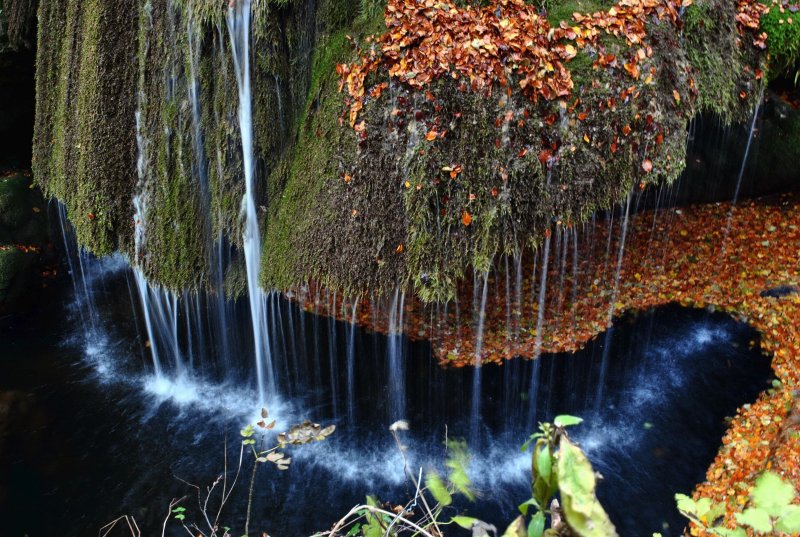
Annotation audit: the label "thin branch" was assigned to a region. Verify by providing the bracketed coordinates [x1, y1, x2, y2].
[162, 497, 188, 537]
[99, 515, 141, 537]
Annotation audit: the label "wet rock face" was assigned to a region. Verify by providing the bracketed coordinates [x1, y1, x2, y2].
[0, 173, 48, 317]
[676, 91, 800, 204]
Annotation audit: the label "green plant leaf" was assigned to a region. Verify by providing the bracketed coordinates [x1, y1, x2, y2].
[675, 494, 697, 516]
[751, 471, 796, 517]
[502, 516, 526, 537]
[713, 527, 748, 537]
[346, 523, 362, 536]
[535, 444, 552, 485]
[554, 415, 583, 428]
[735, 508, 772, 533]
[776, 505, 800, 534]
[556, 436, 618, 537]
[518, 498, 539, 516]
[446, 441, 475, 501]
[528, 512, 545, 537]
[426, 471, 453, 506]
[362, 496, 384, 537]
[452, 516, 478, 530]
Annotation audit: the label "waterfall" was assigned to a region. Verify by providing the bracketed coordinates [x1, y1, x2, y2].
[228, 0, 274, 404]
[528, 232, 551, 425]
[56, 204, 100, 333]
[346, 299, 358, 424]
[387, 288, 407, 421]
[595, 193, 632, 409]
[470, 272, 489, 446]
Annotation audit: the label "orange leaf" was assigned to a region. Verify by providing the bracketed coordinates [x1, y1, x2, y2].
[462, 211, 473, 226]
[425, 130, 438, 141]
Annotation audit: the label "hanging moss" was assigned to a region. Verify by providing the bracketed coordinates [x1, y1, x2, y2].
[30, 0, 770, 301]
[33, 0, 138, 257]
[260, 0, 699, 302]
[1, 0, 37, 49]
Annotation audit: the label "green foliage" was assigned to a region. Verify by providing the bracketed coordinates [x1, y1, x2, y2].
[519, 417, 617, 537]
[424, 472, 453, 506]
[359, 0, 386, 26]
[557, 437, 618, 537]
[760, 3, 800, 81]
[445, 440, 476, 501]
[171, 506, 187, 522]
[676, 470, 800, 536]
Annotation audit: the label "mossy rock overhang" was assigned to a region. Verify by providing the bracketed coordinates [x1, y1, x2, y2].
[261, 0, 769, 302]
[31, 0, 777, 302]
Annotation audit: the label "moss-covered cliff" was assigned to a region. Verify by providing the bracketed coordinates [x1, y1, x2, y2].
[30, 0, 792, 301]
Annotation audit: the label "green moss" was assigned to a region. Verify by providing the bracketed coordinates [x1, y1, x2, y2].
[760, 2, 800, 78]
[545, 0, 615, 26]
[683, 0, 764, 122]
[34, 0, 138, 257]
[262, 28, 355, 291]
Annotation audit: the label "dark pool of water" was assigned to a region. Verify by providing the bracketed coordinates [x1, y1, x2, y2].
[0, 274, 774, 537]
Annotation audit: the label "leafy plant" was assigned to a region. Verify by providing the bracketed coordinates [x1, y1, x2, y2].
[520, 415, 617, 537]
[320, 415, 618, 537]
[676, 470, 800, 536]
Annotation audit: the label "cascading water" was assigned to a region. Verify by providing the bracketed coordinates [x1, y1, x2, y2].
[346, 299, 358, 424]
[387, 288, 407, 421]
[595, 192, 633, 408]
[470, 272, 489, 445]
[528, 231, 551, 425]
[227, 0, 274, 403]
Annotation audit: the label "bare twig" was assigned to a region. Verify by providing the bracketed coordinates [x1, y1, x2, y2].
[162, 497, 188, 537]
[99, 515, 141, 537]
[327, 504, 438, 537]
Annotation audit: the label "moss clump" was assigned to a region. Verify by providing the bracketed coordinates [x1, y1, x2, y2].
[545, 0, 615, 26]
[759, 1, 800, 78]
[683, 0, 765, 122]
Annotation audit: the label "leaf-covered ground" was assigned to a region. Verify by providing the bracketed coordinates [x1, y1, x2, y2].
[292, 193, 800, 533]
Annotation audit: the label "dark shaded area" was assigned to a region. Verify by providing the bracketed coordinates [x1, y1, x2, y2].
[667, 89, 800, 205]
[0, 46, 35, 168]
